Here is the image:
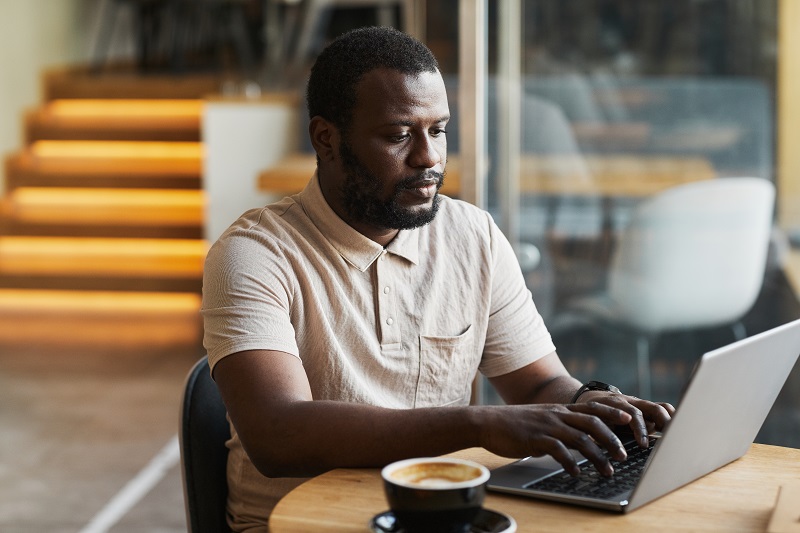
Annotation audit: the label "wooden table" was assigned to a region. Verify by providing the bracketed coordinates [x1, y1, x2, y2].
[257, 153, 715, 199]
[270, 444, 800, 532]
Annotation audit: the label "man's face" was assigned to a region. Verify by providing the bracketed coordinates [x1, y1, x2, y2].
[338, 136, 443, 230]
[322, 68, 450, 241]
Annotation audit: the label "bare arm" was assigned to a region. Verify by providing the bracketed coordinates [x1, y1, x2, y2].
[489, 351, 584, 405]
[214, 349, 649, 479]
[213, 349, 479, 477]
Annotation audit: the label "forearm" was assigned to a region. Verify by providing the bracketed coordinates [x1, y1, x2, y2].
[240, 400, 482, 478]
[489, 352, 583, 405]
[529, 374, 583, 404]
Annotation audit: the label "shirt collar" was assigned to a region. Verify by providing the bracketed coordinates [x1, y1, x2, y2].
[297, 173, 420, 271]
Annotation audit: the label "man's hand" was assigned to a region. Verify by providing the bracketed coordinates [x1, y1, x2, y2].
[477, 402, 636, 477]
[575, 391, 675, 448]
[486, 352, 675, 476]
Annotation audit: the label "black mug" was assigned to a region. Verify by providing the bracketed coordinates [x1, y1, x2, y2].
[382, 458, 490, 533]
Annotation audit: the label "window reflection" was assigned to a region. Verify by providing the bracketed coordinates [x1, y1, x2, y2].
[427, 1, 792, 415]
[477, 0, 779, 323]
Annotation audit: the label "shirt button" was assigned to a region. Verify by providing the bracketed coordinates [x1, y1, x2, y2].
[386, 317, 394, 326]
[383, 286, 390, 294]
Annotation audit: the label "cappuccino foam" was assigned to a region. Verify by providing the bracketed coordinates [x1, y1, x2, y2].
[390, 462, 482, 487]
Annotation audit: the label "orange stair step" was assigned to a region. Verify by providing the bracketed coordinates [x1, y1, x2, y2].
[6, 140, 203, 189]
[4, 187, 205, 227]
[0, 289, 202, 347]
[29, 139, 203, 160]
[0, 236, 207, 278]
[26, 99, 202, 142]
[43, 65, 224, 100]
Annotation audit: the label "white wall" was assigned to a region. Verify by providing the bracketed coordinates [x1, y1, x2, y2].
[0, 0, 111, 191]
[204, 97, 300, 242]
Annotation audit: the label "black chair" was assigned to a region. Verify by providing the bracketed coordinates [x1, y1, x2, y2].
[179, 355, 231, 533]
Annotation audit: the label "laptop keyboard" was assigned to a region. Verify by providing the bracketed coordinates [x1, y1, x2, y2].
[525, 437, 656, 500]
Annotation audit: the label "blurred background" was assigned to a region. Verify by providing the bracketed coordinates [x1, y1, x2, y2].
[1, 1, 798, 531]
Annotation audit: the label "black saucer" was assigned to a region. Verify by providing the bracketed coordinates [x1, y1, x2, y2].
[369, 508, 516, 533]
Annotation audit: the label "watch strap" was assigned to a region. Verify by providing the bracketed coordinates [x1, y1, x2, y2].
[570, 380, 621, 403]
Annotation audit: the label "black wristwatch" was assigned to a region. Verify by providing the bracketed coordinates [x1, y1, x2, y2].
[570, 381, 621, 403]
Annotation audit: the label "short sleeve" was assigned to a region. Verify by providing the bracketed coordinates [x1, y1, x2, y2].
[478, 217, 555, 377]
[201, 222, 301, 372]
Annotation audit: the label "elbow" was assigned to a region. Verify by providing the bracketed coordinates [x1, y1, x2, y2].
[252, 456, 304, 478]
[252, 460, 294, 479]
[244, 443, 328, 479]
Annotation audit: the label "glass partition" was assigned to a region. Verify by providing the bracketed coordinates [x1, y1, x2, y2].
[427, 2, 800, 429]
[426, 0, 798, 446]
[492, 0, 778, 321]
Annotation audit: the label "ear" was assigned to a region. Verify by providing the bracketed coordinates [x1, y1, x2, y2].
[308, 116, 339, 163]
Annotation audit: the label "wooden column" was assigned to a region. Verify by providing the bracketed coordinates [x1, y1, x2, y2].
[779, 0, 800, 229]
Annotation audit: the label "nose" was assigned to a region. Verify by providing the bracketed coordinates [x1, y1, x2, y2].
[408, 133, 444, 170]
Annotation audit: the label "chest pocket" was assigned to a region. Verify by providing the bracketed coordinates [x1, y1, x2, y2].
[415, 325, 476, 407]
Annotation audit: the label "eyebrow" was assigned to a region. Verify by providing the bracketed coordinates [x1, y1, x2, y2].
[389, 116, 451, 127]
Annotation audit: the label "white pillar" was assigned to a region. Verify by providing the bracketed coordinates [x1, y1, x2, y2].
[203, 95, 300, 243]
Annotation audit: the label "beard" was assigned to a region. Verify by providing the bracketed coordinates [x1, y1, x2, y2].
[338, 140, 443, 230]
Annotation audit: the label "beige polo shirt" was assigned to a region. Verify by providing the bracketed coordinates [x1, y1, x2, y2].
[202, 174, 555, 531]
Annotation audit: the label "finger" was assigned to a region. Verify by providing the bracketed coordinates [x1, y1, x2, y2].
[660, 402, 677, 417]
[567, 401, 637, 458]
[594, 395, 650, 447]
[628, 406, 650, 448]
[625, 398, 675, 422]
[568, 400, 632, 427]
[579, 405, 629, 460]
[649, 402, 674, 429]
[630, 398, 674, 434]
[562, 410, 627, 469]
[560, 425, 616, 476]
[538, 438, 582, 477]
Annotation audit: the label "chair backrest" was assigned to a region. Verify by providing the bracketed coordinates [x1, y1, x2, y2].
[607, 177, 775, 333]
[179, 355, 231, 533]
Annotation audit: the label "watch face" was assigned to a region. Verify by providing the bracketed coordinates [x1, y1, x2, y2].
[588, 381, 620, 394]
[571, 381, 621, 403]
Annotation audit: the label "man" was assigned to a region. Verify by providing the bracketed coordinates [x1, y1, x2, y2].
[202, 26, 674, 532]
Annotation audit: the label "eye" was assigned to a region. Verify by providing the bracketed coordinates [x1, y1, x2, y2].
[431, 128, 447, 137]
[388, 132, 410, 143]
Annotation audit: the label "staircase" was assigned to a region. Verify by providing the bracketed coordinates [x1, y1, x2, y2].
[0, 69, 217, 348]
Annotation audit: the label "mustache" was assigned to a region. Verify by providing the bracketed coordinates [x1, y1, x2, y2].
[397, 170, 445, 190]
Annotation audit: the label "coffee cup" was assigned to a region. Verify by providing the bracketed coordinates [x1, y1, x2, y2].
[381, 457, 490, 533]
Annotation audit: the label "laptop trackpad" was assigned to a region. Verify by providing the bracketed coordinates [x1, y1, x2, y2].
[490, 452, 585, 489]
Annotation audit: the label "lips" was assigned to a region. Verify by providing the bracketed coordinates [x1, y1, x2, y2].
[402, 176, 440, 199]
[407, 182, 438, 199]
[407, 177, 438, 189]
[404, 172, 443, 190]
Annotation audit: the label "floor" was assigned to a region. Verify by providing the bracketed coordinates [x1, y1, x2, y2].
[0, 342, 202, 533]
[1, 252, 799, 533]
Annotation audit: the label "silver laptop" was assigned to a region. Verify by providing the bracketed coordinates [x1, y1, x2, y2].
[488, 317, 800, 512]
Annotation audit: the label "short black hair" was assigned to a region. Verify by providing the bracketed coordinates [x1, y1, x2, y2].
[306, 26, 440, 133]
